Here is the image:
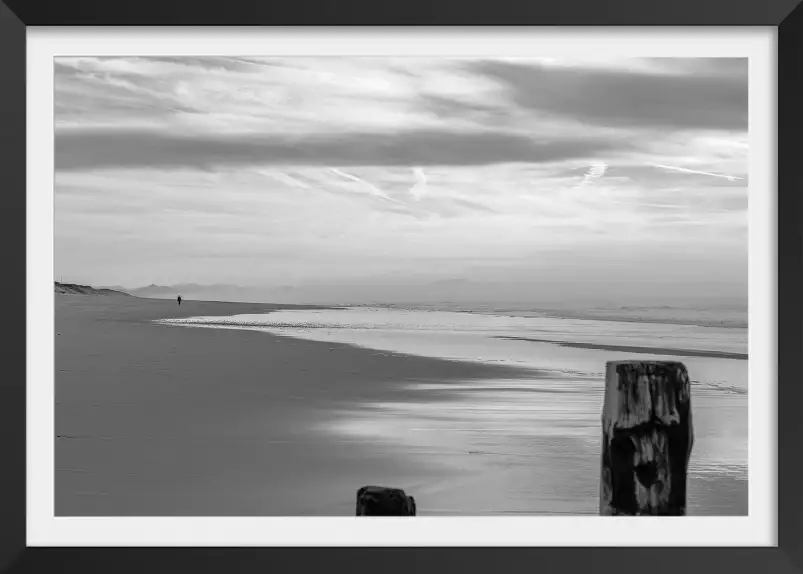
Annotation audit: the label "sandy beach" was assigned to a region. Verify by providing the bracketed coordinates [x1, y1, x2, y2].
[56, 294, 537, 516]
[56, 294, 747, 516]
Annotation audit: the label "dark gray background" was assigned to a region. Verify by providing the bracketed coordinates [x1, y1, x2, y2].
[1, 0, 801, 573]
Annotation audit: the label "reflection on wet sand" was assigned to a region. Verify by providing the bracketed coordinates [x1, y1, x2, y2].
[325, 374, 747, 516]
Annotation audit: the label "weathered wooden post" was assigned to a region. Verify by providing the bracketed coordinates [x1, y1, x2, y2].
[356, 486, 416, 516]
[600, 361, 693, 515]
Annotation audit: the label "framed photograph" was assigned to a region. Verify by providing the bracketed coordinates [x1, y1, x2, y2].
[2, 0, 800, 572]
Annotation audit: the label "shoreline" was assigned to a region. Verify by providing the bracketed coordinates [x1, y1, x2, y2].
[110, 295, 747, 330]
[358, 303, 748, 330]
[495, 336, 748, 361]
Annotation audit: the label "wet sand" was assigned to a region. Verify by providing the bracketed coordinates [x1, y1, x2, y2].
[55, 295, 534, 516]
[56, 295, 747, 516]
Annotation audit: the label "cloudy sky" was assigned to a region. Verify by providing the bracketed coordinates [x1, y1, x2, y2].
[55, 56, 748, 305]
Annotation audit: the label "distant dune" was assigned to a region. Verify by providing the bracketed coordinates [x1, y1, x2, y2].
[55, 282, 131, 297]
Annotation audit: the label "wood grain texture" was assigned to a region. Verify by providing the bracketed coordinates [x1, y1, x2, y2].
[600, 361, 693, 516]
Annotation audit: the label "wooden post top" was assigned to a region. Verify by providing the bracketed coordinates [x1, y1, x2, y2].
[356, 485, 416, 516]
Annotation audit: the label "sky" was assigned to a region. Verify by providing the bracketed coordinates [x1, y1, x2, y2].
[54, 56, 748, 306]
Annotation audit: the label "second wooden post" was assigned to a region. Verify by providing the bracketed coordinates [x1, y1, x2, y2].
[600, 360, 694, 516]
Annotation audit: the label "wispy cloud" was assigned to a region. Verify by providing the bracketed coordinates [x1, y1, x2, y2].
[578, 161, 608, 187]
[410, 167, 428, 200]
[469, 58, 747, 131]
[55, 127, 628, 171]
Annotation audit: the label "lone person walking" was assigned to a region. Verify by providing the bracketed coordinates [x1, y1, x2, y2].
[177, 294, 182, 306]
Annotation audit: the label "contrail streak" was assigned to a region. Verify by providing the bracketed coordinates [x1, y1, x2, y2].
[329, 168, 400, 202]
[648, 163, 743, 181]
[259, 170, 310, 189]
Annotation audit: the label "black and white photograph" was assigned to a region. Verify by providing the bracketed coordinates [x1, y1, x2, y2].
[54, 56, 748, 518]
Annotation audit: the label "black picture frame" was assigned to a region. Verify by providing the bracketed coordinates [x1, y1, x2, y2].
[1, 1, 800, 573]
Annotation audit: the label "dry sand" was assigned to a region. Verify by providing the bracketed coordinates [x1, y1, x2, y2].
[55, 294, 534, 516]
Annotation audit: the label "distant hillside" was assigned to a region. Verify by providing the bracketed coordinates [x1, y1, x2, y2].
[126, 283, 179, 298]
[55, 282, 131, 296]
[125, 283, 269, 302]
